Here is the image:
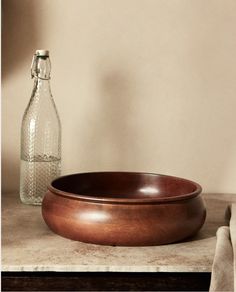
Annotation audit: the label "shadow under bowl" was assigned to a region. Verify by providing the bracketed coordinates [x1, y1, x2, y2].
[42, 172, 206, 246]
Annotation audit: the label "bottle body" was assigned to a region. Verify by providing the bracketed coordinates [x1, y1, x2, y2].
[20, 51, 61, 205]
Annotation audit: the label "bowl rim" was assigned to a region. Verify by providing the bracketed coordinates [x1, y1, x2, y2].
[48, 172, 202, 204]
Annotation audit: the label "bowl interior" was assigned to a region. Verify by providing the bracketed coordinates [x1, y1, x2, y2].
[51, 172, 199, 200]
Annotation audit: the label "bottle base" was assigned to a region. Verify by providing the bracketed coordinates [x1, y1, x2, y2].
[20, 196, 42, 206]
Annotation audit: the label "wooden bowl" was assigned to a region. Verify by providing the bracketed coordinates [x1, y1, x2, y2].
[42, 172, 206, 246]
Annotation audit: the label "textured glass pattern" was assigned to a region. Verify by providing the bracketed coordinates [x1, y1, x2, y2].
[20, 156, 61, 205]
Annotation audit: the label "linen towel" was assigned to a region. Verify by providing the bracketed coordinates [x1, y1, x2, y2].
[210, 204, 236, 292]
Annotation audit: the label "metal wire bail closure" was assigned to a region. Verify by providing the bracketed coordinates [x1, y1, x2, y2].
[31, 53, 37, 79]
[30, 51, 51, 80]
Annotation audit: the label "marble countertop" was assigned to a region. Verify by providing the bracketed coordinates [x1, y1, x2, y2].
[2, 193, 236, 272]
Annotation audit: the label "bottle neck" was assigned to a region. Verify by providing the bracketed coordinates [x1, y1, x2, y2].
[34, 78, 52, 94]
[31, 55, 51, 80]
[31, 55, 52, 95]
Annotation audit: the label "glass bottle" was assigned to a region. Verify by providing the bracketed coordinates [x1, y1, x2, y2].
[20, 50, 61, 205]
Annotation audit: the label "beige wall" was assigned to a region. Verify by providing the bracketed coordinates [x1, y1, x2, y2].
[2, 0, 236, 193]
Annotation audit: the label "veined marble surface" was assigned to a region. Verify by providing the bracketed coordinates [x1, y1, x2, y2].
[2, 193, 236, 272]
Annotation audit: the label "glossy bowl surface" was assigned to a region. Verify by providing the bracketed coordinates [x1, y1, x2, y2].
[42, 172, 206, 246]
